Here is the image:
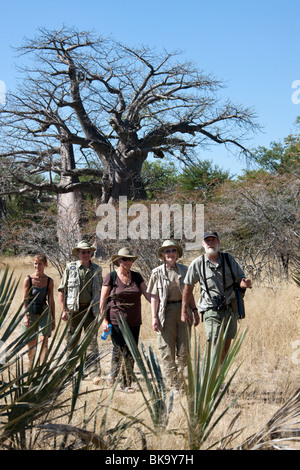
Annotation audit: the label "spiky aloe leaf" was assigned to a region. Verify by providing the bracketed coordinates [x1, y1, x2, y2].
[183, 321, 248, 450]
[0, 267, 102, 448]
[292, 272, 300, 287]
[118, 315, 173, 429]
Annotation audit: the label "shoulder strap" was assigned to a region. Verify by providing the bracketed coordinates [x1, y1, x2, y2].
[110, 270, 117, 285]
[224, 252, 245, 294]
[110, 270, 117, 305]
[45, 276, 50, 301]
[201, 255, 212, 301]
[221, 253, 227, 291]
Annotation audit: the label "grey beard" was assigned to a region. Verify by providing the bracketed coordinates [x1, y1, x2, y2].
[205, 247, 219, 255]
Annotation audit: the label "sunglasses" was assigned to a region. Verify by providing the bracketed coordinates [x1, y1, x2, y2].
[164, 248, 177, 254]
[120, 257, 133, 262]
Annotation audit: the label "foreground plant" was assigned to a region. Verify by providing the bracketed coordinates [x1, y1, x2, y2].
[0, 266, 103, 449]
[292, 271, 300, 287]
[183, 323, 248, 450]
[119, 316, 173, 430]
[236, 386, 300, 450]
[0, 267, 146, 450]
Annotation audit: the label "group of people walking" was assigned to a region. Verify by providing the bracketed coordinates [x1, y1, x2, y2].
[21, 232, 251, 393]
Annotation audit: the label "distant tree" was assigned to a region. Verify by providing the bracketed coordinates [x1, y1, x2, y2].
[0, 27, 258, 246]
[253, 122, 300, 175]
[213, 171, 300, 280]
[0, 190, 6, 220]
[177, 158, 231, 196]
[0, 27, 258, 202]
[141, 160, 179, 199]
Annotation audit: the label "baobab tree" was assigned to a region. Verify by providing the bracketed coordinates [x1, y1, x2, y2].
[0, 27, 258, 246]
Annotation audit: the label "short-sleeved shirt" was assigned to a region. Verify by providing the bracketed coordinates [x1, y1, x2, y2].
[147, 265, 182, 301]
[184, 252, 245, 311]
[146, 262, 189, 329]
[103, 270, 144, 327]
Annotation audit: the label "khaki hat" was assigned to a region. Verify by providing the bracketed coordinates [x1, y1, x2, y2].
[111, 247, 138, 265]
[72, 240, 96, 257]
[158, 240, 183, 260]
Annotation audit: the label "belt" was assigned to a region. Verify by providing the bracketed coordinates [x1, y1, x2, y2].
[166, 300, 182, 304]
[79, 303, 90, 309]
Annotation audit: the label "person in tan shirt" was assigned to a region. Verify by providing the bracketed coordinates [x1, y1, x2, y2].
[147, 240, 198, 392]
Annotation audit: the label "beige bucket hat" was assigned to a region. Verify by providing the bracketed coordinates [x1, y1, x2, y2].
[158, 240, 183, 260]
[72, 240, 96, 257]
[111, 247, 138, 265]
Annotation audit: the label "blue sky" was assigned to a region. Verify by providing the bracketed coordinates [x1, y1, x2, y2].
[1, 0, 299, 176]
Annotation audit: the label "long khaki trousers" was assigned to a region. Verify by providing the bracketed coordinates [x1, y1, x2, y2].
[157, 302, 190, 389]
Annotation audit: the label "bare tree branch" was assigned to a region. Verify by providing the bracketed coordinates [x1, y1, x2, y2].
[0, 26, 259, 205]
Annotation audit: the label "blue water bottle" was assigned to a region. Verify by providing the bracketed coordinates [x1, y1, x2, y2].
[101, 324, 112, 340]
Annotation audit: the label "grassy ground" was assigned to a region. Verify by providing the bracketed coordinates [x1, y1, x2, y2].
[1, 255, 299, 450]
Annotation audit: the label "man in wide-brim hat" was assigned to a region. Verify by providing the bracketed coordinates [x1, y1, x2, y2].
[72, 240, 97, 257]
[58, 240, 103, 384]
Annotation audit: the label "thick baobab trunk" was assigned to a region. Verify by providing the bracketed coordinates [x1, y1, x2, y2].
[57, 190, 83, 256]
[57, 141, 83, 256]
[108, 149, 147, 204]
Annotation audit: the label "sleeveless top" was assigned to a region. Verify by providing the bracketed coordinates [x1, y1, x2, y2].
[28, 275, 50, 315]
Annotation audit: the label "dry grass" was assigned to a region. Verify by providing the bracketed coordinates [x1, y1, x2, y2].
[1, 255, 299, 450]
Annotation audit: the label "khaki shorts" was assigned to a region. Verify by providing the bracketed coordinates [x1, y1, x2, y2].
[204, 305, 238, 341]
[21, 307, 52, 341]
